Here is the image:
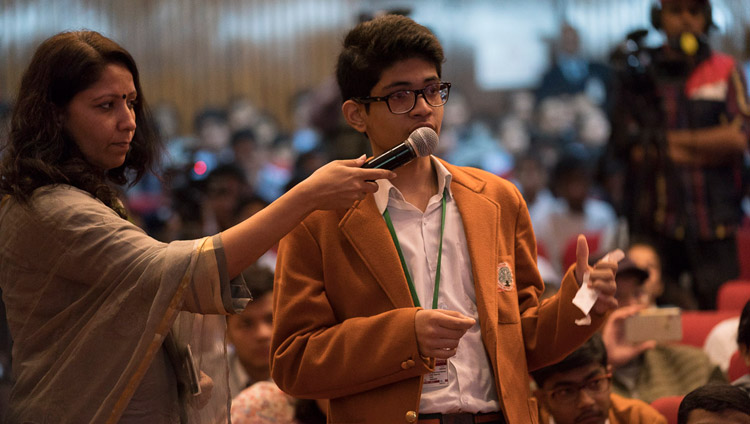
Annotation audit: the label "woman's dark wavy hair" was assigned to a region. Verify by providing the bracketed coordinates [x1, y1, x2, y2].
[0, 30, 160, 218]
[336, 14, 444, 102]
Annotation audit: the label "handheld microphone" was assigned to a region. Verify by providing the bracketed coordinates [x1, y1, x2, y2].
[361, 127, 439, 170]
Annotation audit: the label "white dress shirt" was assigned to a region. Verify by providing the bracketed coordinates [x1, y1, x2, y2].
[374, 157, 501, 414]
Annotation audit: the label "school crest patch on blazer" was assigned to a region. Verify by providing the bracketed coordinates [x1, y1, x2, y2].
[497, 262, 514, 291]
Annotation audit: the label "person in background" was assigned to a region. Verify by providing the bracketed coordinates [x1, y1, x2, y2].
[0, 30, 394, 423]
[531, 334, 667, 424]
[533, 151, 618, 274]
[626, 241, 699, 309]
[229, 265, 328, 424]
[203, 163, 251, 233]
[601, 256, 725, 403]
[230, 128, 263, 190]
[733, 300, 750, 395]
[536, 23, 612, 111]
[227, 265, 275, 397]
[677, 383, 750, 424]
[607, 0, 750, 310]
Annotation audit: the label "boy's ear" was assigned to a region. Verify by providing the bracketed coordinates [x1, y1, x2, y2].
[342, 100, 367, 133]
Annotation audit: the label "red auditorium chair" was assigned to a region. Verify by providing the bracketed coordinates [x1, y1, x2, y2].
[716, 280, 750, 311]
[728, 350, 748, 382]
[680, 310, 739, 348]
[650, 395, 683, 424]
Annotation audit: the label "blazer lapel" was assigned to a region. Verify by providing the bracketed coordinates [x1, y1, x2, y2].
[449, 169, 500, 330]
[340, 196, 415, 309]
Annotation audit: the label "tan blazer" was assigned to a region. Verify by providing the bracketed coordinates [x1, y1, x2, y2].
[271, 160, 606, 424]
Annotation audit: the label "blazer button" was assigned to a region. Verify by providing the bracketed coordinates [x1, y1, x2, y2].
[405, 410, 418, 422]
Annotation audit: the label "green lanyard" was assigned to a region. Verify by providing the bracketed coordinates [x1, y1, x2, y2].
[383, 191, 447, 309]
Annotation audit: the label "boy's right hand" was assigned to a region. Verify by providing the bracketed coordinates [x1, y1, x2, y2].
[415, 309, 476, 359]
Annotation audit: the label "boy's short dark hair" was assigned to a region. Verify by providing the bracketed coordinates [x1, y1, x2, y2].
[336, 14, 445, 102]
[738, 300, 750, 348]
[677, 384, 750, 424]
[530, 333, 608, 387]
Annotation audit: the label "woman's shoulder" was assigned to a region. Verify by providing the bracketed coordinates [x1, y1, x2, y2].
[32, 184, 97, 203]
[9, 184, 123, 232]
[32, 184, 116, 214]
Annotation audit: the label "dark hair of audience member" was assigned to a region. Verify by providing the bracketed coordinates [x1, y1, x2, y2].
[738, 300, 750, 349]
[230, 128, 257, 147]
[530, 333, 607, 388]
[677, 383, 750, 424]
[240, 264, 274, 299]
[206, 163, 247, 186]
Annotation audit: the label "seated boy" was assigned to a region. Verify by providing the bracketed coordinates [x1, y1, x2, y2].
[532, 334, 667, 424]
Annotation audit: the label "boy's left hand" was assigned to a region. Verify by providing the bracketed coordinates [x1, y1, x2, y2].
[574, 234, 620, 315]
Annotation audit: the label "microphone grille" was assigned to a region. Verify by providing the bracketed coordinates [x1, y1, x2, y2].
[408, 127, 439, 157]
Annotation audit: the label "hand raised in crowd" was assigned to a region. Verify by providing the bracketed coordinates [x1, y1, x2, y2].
[293, 155, 396, 212]
[601, 304, 658, 368]
[574, 234, 621, 316]
[415, 309, 476, 359]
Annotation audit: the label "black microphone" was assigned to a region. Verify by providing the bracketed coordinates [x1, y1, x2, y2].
[361, 127, 439, 170]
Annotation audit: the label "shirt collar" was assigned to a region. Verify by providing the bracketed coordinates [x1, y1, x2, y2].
[373, 156, 453, 215]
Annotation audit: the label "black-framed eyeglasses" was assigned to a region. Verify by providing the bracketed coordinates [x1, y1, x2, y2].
[545, 373, 612, 403]
[352, 82, 451, 114]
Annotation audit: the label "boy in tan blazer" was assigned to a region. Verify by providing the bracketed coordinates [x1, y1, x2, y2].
[271, 14, 620, 424]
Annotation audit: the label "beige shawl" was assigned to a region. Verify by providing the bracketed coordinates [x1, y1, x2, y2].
[0, 185, 250, 423]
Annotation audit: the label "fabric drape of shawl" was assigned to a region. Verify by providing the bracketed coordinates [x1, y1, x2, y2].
[0, 185, 251, 423]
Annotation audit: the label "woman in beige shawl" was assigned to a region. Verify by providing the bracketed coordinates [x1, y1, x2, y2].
[0, 31, 394, 424]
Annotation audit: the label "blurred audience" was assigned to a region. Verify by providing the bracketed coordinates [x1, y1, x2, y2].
[606, 0, 750, 310]
[602, 256, 725, 403]
[228, 265, 327, 424]
[626, 241, 699, 309]
[537, 23, 613, 111]
[533, 151, 618, 274]
[203, 163, 251, 233]
[227, 265, 275, 397]
[734, 300, 750, 394]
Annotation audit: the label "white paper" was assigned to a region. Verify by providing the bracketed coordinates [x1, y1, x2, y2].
[573, 271, 597, 325]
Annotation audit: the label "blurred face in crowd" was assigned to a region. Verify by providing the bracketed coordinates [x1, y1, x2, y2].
[685, 409, 750, 424]
[615, 273, 649, 308]
[343, 58, 444, 157]
[535, 363, 613, 424]
[559, 25, 581, 55]
[558, 171, 589, 213]
[199, 117, 231, 152]
[515, 157, 547, 200]
[627, 244, 664, 303]
[227, 292, 273, 379]
[62, 63, 136, 171]
[207, 174, 245, 230]
[660, 0, 708, 39]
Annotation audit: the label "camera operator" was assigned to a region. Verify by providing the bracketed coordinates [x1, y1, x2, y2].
[606, 0, 750, 310]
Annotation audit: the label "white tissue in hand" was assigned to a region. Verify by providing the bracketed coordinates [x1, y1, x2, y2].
[573, 271, 597, 325]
